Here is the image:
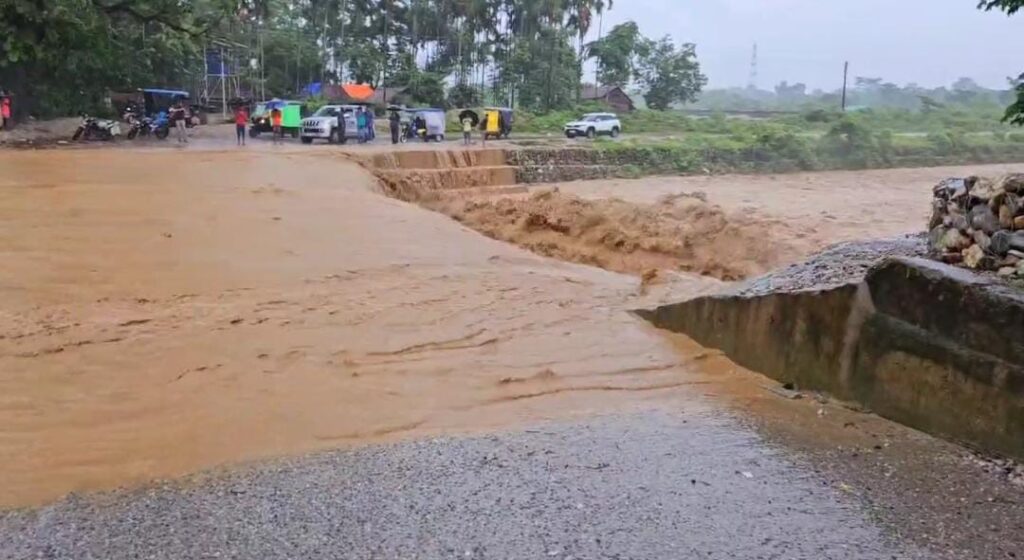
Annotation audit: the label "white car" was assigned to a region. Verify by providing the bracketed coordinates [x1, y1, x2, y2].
[564, 112, 622, 139]
[301, 105, 361, 144]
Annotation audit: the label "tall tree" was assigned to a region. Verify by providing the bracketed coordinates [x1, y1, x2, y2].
[586, 20, 641, 87]
[634, 36, 706, 110]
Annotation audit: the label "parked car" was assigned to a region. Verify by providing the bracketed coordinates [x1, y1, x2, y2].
[564, 112, 621, 139]
[300, 105, 360, 144]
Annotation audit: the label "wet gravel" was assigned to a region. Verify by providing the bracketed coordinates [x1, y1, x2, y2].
[0, 409, 927, 560]
[737, 235, 928, 296]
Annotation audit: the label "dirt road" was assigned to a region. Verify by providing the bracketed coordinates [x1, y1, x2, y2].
[2, 147, 1023, 559]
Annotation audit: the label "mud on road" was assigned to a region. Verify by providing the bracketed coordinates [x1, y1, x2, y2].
[2, 146, 1024, 559]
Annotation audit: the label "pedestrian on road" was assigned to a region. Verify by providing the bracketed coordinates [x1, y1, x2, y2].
[337, 109, 347, 145]
[271, 108, 283, 145]
[170, 101, 188, 143]
[389, 110, 401, 144]
[234, 105, 248, 146]
[0, 92, 10, 130]
[462, 115, 473, 146]
[356, 108, 367, 144]
[366, 109, 375, 141]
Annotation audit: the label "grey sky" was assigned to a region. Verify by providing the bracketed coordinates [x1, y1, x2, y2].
[590, 0, 1024, 91]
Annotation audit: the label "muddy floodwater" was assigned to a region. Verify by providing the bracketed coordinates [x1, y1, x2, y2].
[0, 146, 1017, 508]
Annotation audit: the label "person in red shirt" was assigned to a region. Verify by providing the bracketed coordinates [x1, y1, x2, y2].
[270, 107, 283, 145]
[1, 94, 12, 130]
[234, 105, 249, 146]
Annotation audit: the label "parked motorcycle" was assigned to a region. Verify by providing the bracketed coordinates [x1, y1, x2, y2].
[123, 107, 149, 139]
[72, 114, 122, 141]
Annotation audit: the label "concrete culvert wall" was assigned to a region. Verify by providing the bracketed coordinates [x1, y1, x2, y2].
[639, 250, 1024, 461]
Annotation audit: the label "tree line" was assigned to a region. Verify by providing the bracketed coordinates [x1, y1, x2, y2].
[693, 76, 1021, 113]
[0, 0, 705, 118]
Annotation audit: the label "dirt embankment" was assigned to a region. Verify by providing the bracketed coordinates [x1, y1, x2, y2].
[426, 188, 806, 281]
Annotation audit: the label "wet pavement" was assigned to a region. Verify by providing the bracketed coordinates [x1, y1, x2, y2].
[0, 409, 927, 560]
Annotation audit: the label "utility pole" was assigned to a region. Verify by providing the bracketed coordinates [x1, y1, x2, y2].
[220, 47, 228, 120]
[339, 0, 347, 82]
[747, 43, 758, 90]
[260, 28, 265, 102]
[841, 61, 849, 111]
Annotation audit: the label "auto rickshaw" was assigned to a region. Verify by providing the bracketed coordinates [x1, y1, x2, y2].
[250, 99, 305, 138]
[405, 108, 446, 142]
[482, 107, 513, 140]
[141, 88, 201, 127]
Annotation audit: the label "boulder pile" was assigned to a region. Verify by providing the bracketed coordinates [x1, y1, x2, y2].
[929, 173, 1024, 277]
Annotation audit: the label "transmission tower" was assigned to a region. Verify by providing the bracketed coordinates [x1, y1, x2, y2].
[748, 42, 758, 90]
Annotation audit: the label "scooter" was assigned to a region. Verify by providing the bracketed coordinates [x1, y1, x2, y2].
[72, 114, 122, 141]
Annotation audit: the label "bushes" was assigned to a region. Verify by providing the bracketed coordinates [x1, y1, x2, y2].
[591, 121, 1024, 178]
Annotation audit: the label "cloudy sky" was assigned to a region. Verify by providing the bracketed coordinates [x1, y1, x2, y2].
[589, 0, 1024, 91]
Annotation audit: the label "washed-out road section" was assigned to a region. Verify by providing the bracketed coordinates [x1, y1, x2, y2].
[1, 147, 1021, 559]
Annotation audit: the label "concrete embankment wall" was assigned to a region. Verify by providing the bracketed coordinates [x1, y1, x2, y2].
[639, 257, 1024, 460]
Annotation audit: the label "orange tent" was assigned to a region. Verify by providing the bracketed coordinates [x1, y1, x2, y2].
[340, 84, 374, 102]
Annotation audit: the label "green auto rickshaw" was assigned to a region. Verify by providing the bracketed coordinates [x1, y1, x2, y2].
[250, 99, 305, 138]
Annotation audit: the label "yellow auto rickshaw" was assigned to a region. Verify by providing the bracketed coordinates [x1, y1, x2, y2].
[482, 107, 513, 140]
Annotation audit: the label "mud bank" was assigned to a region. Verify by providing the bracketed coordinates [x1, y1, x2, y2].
[436, 189, 805, 280]
[640, 241, 1024, 460]
[366, 150, 1024, 283]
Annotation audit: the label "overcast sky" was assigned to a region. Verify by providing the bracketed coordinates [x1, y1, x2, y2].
[589, 0, 1024, 91]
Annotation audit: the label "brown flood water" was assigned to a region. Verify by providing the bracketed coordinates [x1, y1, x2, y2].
[0, 146, 1012, 509]
[0, 148, 729, 507]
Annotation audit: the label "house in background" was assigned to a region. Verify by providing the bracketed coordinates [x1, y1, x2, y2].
[369, 86, 410, 107]
[580, 85, 636, 112]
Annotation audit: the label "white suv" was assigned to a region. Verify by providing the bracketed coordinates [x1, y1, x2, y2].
[301, 105, 360, 144]
[564, 112, 622, 139]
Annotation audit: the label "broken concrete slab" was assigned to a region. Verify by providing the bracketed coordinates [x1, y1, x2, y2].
[638, 244, 1024, 460]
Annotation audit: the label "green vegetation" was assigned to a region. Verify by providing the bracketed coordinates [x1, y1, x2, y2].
[587, 21, 706, 110]
[977, 0, 1024, 125]
[0, 0, 705, 119]
[586, 116, 1024, 175]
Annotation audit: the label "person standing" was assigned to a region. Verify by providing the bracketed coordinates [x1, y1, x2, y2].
[170, 101, 188, 143]
[336, 108, 347, 145]
[389, 110, 401, 144]
[234, 104, 248, 146]
[0, 92, 9, 130]
[461, 115, 474, 146]
[270, 107, 283, 145]
[366, 109, 375, 141]
[356, 108, 367, 144]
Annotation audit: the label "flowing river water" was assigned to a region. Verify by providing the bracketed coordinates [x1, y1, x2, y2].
[0, 144, 1019, 512]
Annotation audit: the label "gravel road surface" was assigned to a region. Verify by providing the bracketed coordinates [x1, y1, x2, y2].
[0, 409, 925, 560]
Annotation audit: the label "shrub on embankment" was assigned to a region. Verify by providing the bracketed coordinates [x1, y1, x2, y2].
[579, 118, 1024, 176]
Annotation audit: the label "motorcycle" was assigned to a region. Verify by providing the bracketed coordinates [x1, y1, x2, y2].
[122, 107, 151, 140]
[72, 114, 122, 141]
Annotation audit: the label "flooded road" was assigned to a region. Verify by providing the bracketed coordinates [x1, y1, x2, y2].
[2, 146, 1023, 559]
[0, 148, 724, 507]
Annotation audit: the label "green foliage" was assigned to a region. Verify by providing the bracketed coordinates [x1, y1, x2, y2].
[0, 0, 220, 116]
[977, 1, 1023, 124]
[505, 27, 581, 112]
[1003, 74, 1024, 126]
[401, 70, 446, 107]
[978, 0, 1024, 14]
[634, 37, 707, 110]
[587, 21, 642, 87]
[447, 83, 481, 109]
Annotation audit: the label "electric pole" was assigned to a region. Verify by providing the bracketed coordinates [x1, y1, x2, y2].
[842, 61, 849, 111]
